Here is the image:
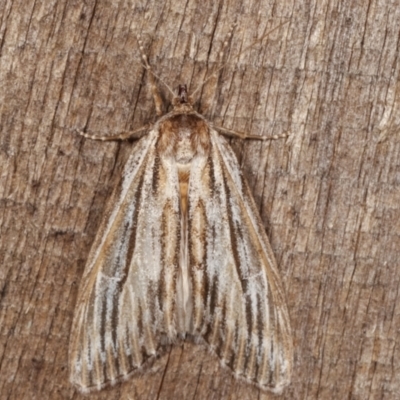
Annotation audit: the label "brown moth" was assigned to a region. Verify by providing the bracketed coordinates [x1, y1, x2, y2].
[69, 23, 293, 394]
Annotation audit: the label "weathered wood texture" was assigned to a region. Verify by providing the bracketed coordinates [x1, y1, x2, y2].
[1, 0, 399, 399]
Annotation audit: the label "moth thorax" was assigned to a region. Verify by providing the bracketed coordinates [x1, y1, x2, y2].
[157, 114, 210, 160]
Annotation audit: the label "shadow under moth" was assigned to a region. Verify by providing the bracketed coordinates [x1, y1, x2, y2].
[69, 23, 293, 394]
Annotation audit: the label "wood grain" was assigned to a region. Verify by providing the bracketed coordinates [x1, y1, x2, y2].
[0, 0, 399, 399]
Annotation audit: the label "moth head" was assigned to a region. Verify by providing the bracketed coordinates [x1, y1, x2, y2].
[172, 84, 194, 111]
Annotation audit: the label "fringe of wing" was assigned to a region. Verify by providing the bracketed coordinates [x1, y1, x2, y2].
[69, 128, 182, 392]
[187, 129, 293, 393]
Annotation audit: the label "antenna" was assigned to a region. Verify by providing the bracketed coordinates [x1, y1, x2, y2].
[137, 35, 176, 99]
[190, 20, 289, 98]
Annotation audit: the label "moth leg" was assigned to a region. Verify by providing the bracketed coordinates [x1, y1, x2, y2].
[76, 124, 150, 141]
[137, 35, 164, 117]
[215, 125, 288, 141]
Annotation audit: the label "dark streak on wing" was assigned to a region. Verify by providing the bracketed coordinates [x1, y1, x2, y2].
[200, 153, 215, 338]
[226, 337, 236, 370]
[159, 199, 179, 321]
[136, 303, 144, 352]
[205, 274, 219, 342]
[151, 154, 161, 193]
[232, 321, 240, 369]
[256, 291, 264, 356]
[159, 204, 168, 321]
[99, 286, 108, 360]
[218, 297, 227, 358]
[123, 170, 146, 279]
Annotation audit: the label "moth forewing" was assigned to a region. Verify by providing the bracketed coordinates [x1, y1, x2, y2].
[70, 25, 292, 394]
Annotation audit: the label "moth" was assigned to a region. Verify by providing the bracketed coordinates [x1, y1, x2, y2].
[69, 23, 293, 394]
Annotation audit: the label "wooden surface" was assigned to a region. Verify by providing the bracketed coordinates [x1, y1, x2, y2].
[1, 1, 399, 399]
